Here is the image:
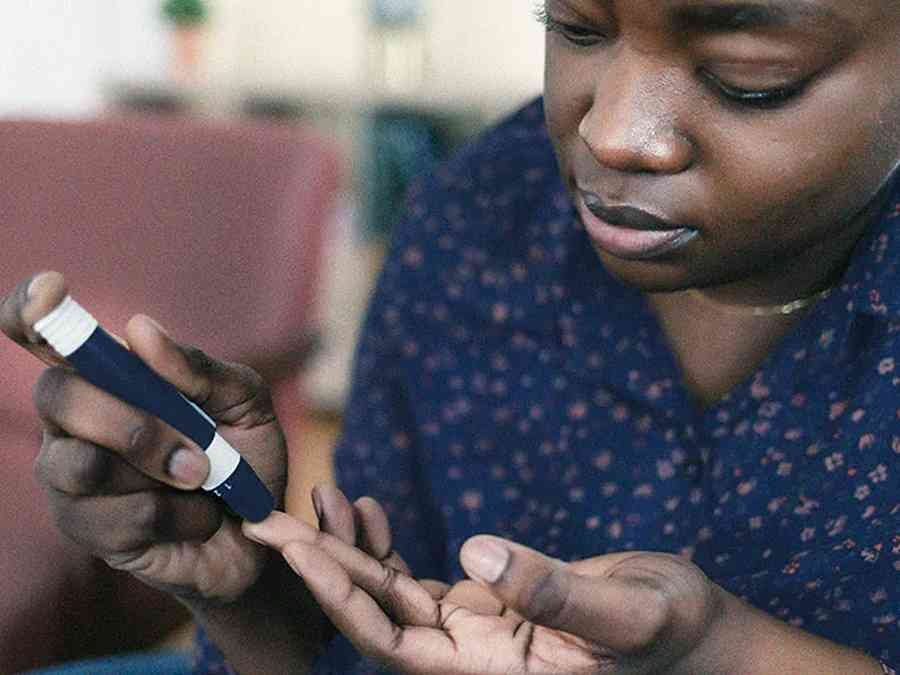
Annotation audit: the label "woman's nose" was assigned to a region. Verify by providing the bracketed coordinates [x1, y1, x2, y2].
[578, 62, 695, 175]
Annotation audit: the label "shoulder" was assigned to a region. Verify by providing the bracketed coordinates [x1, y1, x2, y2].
[370, 98, 606, 338]
[841, 172, 900, 320]
[438, 97, 556, 188]
[389, 97, 565, 253]
[368, 97, 636, 345]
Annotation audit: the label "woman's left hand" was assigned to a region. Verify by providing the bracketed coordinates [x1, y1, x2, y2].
[244, 492, 727, 675]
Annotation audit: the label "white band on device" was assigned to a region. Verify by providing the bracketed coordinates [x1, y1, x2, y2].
[202, 432, 242, 491]
[33, 295, 98, 358]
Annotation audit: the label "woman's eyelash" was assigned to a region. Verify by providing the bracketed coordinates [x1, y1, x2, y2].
[699, 70, 807, 110]
[533, 5, 605, 46]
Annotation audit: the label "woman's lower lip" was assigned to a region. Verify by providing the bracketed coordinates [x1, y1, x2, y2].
[578, 202, 698, 261]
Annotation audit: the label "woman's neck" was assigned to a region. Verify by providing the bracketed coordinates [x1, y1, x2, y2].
[648, 291, 806, 408]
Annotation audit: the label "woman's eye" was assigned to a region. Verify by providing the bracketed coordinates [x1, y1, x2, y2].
[553, 21, 605, 47]
[535, 8, 606, 47]
[700, 70, 807, 110]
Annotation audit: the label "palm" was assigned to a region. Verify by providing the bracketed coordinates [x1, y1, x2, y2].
[373, 552, 706, 675]
[404, 591, 608, 674]
[246, 508, 716, 675]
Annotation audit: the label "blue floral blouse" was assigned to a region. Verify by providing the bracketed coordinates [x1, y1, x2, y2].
[196, 98, 899, 674]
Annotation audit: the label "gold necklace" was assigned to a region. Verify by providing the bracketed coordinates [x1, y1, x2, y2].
[684, 287, 832, 317]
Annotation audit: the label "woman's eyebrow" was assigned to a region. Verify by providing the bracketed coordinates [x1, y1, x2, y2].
[671, 1, 848, 32]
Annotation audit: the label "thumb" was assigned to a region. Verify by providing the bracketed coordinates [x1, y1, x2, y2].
[126, 313, 285, 500]
[459, 536, 669, 654]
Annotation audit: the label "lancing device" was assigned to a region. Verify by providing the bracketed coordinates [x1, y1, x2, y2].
[33, 295, 274, 522]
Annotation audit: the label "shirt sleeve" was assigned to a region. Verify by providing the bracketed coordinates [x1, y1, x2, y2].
[191, 626, 237, 675]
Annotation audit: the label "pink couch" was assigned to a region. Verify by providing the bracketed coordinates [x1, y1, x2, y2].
[0, 113, 342, 672]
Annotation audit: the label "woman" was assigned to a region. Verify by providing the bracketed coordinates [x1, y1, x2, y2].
[2, 0, 897, 672]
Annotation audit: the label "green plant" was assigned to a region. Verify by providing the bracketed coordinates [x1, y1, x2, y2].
[162, 0, 208, 26]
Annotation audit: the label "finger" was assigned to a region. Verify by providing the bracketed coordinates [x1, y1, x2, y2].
[460, 536, 670, 654]
[245, 512, 439, 628]
[312, 484, 356, 546]
[352, 496, 412, 576]
[125, 314, 272, 428]
[35, 432, 158, 495]
[33, 366, 210, 491]
[47, 488, 222, 555]
[420, 579, 451, 600]
[442, 579, 505, 616]
[0, 271, 70, 366]
[126, 315, 286, 502]
[353, 496, 391, 558]
[378, 551, 412, 577]
[113, 314, 285, 501]
[277, 540, 456, 671]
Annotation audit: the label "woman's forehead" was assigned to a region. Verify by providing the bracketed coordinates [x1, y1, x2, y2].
[667, 0, 850, 30]
[558, 0, 888, 28]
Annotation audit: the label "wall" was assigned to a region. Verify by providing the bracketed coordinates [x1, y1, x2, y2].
[0, 1, 167, 118]
[204, 0, 545, 114]
[0, 1, 544, 120]
[1, 1, 546, 411]
[204, 0, 370, 101]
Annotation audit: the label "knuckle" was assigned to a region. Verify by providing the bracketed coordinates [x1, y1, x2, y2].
[523, 568, 569, 626]
[225, 363, 274, 418]
[122, 419, 164, 462]
[104, 525, 146, 555]
[61, 443, 110, 494]
[231, 360, 266, 390]
[67, 445, 111, 494]
[182, 345, 217, 379]
[129, 493, 167, 540]
[34, 439, 109, 495]
[98, 495, 165, 553]
[45, 492, 160, 555]
[386, 624, 405, 654]
[377, 563, 401, 598]
[312, 527, 331, 550]
[47, 494, 106, 553]
[32, 366, 70, 418]
[32, 444, 55, 488]
[48, 499, 86, 546]
[629, 587, 671, 648]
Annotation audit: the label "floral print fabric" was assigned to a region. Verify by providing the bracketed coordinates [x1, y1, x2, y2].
[197, 98, 899, 673]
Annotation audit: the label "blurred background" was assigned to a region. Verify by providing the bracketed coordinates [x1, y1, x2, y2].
[0, 1, 543, 672]
[2, 0, 544, 410]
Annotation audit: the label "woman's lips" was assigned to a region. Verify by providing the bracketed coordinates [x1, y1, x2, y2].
[577, 191, 699, 261]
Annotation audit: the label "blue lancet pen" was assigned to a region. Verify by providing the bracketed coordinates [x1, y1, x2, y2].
[33, 295, 274, 522]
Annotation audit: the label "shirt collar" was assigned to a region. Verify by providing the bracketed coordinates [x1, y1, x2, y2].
[837, 171, 900, 320]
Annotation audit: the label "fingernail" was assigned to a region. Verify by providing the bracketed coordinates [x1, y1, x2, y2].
[26, 274, 44, 300]
[461, 539, 509, 584]
[26, 271, 60, 302]
[143, 315, 171, 338]
[167, 447, 209, 487]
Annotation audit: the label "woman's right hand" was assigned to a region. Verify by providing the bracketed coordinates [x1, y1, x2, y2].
[0, 271, 288, 606]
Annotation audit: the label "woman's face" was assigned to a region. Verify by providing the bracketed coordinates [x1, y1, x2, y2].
[543, 0, 900, 302]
